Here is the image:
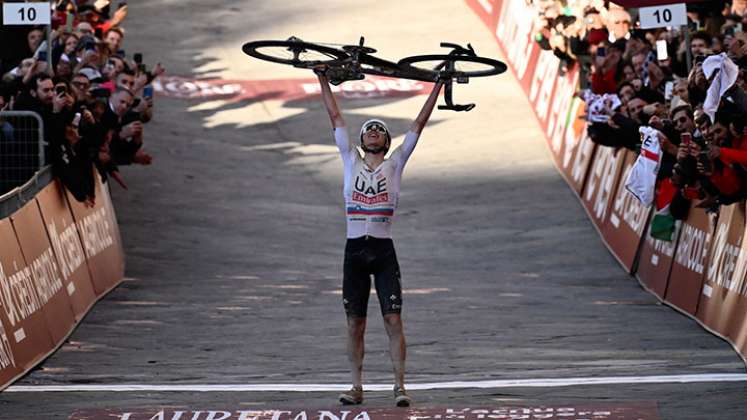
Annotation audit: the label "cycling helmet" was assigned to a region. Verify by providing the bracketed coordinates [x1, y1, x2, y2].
[359, 118, 391, 153]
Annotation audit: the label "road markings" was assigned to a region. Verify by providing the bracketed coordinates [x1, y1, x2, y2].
[6, 373, 747, 392]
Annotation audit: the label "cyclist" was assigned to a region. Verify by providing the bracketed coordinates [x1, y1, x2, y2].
[315, 65, 443, 407]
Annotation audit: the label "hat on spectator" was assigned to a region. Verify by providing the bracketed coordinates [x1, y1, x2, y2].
[78, 67, 104, 83]
[587, 28, 608, 46]
[77, 5, 102, 15]
[94, 0, 111, 10]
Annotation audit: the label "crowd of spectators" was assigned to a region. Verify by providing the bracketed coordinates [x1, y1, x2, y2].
[0, 0, 163, 204]
[532, 0, 747, 236]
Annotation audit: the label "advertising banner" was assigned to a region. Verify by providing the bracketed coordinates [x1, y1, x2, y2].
[635, 214, 680, 299]
[600, 152, 652, 273]
[581, 147, 626, 230]
[9, 198, 76, 344]
[0, 218, 54, 387]
[698, 203, 747, 357]
[35, 181, 97, 320]
[65, 176, 124, 296]
[666, 206, 714, 315]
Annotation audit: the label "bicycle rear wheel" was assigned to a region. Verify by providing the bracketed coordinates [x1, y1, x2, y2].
[397, 54, 507, 78]
[242, 40, 349, 67]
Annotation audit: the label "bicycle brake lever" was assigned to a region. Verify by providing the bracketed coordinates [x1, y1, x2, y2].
[438, 79, 476, 112]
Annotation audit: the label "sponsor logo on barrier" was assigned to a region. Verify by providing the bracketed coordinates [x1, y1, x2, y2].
[28, 248, 63, 306]
[646, 232, 676, 257]
[77, 207, 115, 260]
[72, 403, 660, 420]
[495, 0, 537, 80]
[706, 222, 747, 296]
[674, 223, 712, 274]
[0, 262, 42, 327]
[548, 72, 579, 152]
[611, 164, 648, 235]
[584, 147, 621, 221]
[0, 321, 15, 369]
[528, 50, 559, 123]
[47, 221, 87, 281]
[570, 132, 594, 186]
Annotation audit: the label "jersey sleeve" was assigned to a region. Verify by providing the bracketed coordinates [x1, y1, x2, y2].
[334, 127, 357, 166]
[391, 130, 420, 169]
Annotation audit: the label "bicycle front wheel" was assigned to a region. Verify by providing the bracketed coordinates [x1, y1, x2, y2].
[397, 54, 507, 78]
[242, 40, 349, 67]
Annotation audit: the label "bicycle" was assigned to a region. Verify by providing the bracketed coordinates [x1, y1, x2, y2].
[241, 36, 507, 112]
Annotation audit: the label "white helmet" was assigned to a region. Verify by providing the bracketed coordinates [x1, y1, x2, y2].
[360, 118, 391, 143]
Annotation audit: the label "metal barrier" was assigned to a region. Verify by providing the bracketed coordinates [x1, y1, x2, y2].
[0, 111, 46, 196]
[0, 165, 53, 219]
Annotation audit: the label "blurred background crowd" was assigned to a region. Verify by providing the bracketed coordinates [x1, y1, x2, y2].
[532, 0, 747, 236]
[0, 0, 163, 204]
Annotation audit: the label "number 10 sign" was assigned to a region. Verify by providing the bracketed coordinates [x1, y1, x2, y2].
[3, 2, 51, 26]
[639, 3, 687, 29]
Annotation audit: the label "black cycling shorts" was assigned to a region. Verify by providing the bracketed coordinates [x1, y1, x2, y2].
[342, 236, 402, 318]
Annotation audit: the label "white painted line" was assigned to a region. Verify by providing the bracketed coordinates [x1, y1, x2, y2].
[6, 374, 747, 392]
[67, 282, 76, 296]
[651, 254, 659, 266]
[703, 284, 713, 298]
[13, 328, 25, 343]
[610, 214, 620, 229]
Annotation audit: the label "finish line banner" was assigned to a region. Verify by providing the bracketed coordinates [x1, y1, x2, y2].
[70, 403, 660, 420]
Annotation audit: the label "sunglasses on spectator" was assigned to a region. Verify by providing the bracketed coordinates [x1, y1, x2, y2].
[364, 123, 387, 134]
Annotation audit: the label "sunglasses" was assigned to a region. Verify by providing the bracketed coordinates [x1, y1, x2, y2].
[364, 123, 387, 134]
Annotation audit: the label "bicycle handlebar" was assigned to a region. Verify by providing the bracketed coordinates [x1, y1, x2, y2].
[440, 42, 476, 56]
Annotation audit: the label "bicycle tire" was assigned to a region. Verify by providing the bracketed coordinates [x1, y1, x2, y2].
[397, 54, 507, 78]
[242, 40, 349, 67]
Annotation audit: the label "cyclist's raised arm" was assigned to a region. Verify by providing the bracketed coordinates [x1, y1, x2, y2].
[316, 68, 345, 129]
[410, 80, 444, 134]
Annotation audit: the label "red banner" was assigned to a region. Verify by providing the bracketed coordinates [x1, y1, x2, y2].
[35, 181, 98, 320]
[698, 203, 747, 357]
[65, 174, 124, 296]
[581, 147, 627, 230]
[9, 198, 77, 344]
[154, 76, 432, 101]
[600, 152, 652, 272]
[0, 218, 55, 388]
[666, 206, 714, 315]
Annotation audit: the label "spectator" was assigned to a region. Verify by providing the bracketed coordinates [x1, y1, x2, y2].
[104, 27, 125, 55]
[0, 2, 161, 200]
[691, 32, 712, 58]
[606, 8, 631, 42]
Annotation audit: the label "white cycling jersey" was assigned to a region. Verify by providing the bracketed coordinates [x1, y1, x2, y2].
[334, 127, 419, 239]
